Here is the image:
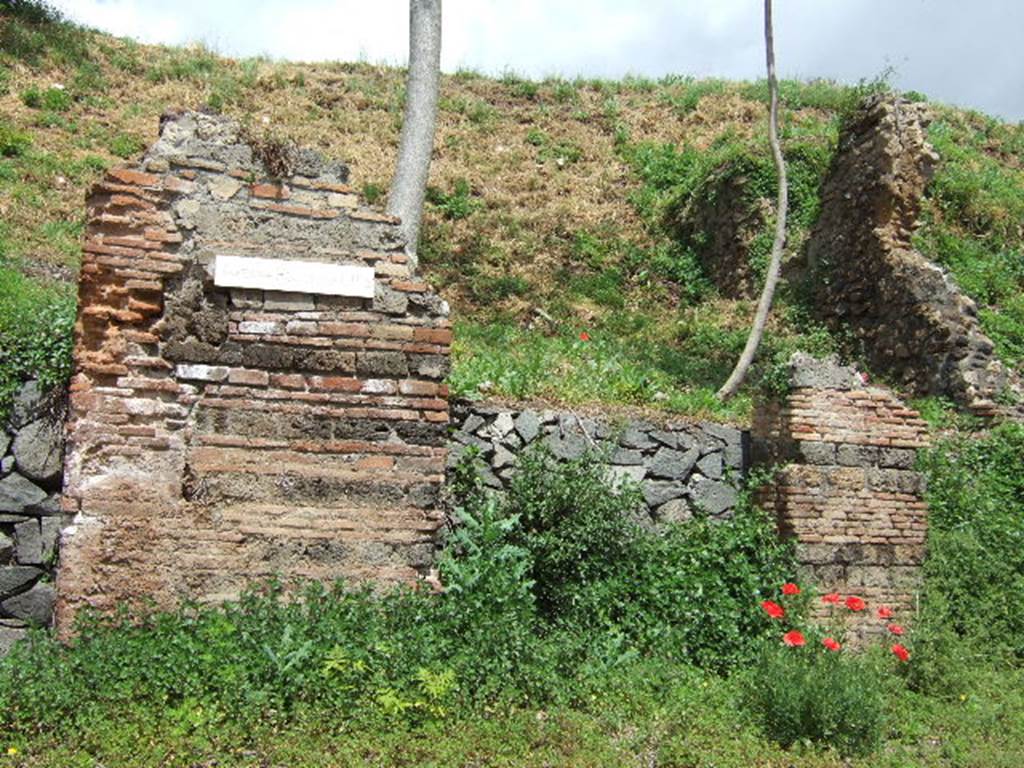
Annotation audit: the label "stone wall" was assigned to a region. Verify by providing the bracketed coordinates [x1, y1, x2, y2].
[669, 169, 764, 300]
[450, 401, 749, 521]
[754, 354, 929, 637]
[0, 382, 64, 651]
[806, 95, 1021, 417]
[57, 112, 451, 632]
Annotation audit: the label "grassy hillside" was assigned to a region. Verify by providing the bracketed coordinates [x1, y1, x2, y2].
[1, 3, 1022, 420]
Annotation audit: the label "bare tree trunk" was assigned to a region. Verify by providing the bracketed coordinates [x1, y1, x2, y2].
[717, 0, 788, 401]
[387, 0, 442, 269]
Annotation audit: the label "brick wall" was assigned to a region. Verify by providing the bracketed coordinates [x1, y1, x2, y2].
[754, 355, 929, 636]
[806, 95, 1022, 417]
[57, 112, 451, 632]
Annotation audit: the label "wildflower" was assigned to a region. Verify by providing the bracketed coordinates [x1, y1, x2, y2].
[877, 606, 894, 619]
[783, 630, 806, 647]
[822, 637, 842, 651]
[6, 747, 17, 756]
[761, 600, 785, 619]
[887, 623, 905, 635]
[579, 331, 590, 341]
[821, 592, 842, 604]
[891, 643, 911, 662]
[781, 582, 800, 596]
[845, 595, 866, 612]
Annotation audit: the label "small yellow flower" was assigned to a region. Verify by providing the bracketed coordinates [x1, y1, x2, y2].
[6, 747, 17, 756]
[959, 694, 968, 702]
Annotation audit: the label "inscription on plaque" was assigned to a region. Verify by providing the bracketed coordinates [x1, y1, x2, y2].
[214, 255, 375, 298]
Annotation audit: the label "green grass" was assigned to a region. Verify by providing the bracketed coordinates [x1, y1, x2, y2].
[3, 448, 1024, 766]
[916, 108, 1024, 369]
[4, 664, 1023, 767]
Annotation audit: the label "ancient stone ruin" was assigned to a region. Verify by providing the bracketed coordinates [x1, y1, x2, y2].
[56, 112, 452, 632]
[754, 354, 930, 636]
[0, 382, 64, 653]
[450, 401, 747, 522]
[3, 99, 966, 650]
[806, 95, 1022, 416]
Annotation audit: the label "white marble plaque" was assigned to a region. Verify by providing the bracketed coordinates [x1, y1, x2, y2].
[213, 255, 375, 298]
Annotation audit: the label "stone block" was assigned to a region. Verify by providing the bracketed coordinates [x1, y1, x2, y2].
[0, 474, 47, 513]
[655, 498, 693, 524]
[545, 432, 586, 461]
[11, 417, 63, 487]
[606, 464, 646, 489]
[798, 440, 837, 465]
[696, 451, 724, 480]
[513, 411, 541, 443]
[648, 446, 699, 480]
[0, 566, 42, 598]
[1, 583, 56, 626]
[480, 412, 515, 441]
[642, 480, 686, 508]
[14, 520, 42, 565]
[175, 364, 229, 382]
[611, 447, 644, 466]
[689, 476, 738, 517]
[264, 291, 316, 312]
[0, 532, 11, 563]
[620, 423, 656, 450]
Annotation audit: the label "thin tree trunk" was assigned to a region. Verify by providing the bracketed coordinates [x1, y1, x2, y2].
[717, 0, 788, 401]
[387, 0, 442, 269]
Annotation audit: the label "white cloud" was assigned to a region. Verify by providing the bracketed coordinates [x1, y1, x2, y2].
[53, 0, 1024, 120]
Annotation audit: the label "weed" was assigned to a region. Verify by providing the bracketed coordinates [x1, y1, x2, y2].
[20, 84, 71, 111]
[0, 121, 32, 157]
[361, 181, 385, 205]
[107, 133, 145, 159]
[426, 178, 481, 220]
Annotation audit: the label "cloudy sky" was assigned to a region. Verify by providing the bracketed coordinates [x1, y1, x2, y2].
[54, 0, 1023, 121]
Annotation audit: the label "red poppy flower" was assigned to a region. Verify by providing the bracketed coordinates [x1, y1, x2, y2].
[579, 331, 590, 341]
[761, 600, 785, 619]
[887, 624, 905, 636]
[891, 643, 911, 662]
[781, 583, 800, 596]
[822, 637, 842, 652]
[821, 592, 842, 605]
[783, 630, 806, 647]
[845, 596, 866, 612]
[877, 606, 894, 620]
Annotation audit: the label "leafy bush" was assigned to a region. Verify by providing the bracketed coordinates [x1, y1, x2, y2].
[0, 449, 798, 736]
[917, 423, 1024, 659]
[0, 261, 76, 418]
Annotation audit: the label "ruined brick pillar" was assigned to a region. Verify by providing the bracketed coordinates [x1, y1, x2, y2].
[57, 112, 450, 631]
[754, 354, 929, 636]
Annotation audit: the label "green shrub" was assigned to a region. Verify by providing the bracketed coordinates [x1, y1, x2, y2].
[0, 262, 76, 418]
[745, 643, 886, 756]
[426, 178, 482, 220]
[21, 84, 72, 111]
[917, 423, 1024, 659]
[0, 121, 32, 157]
